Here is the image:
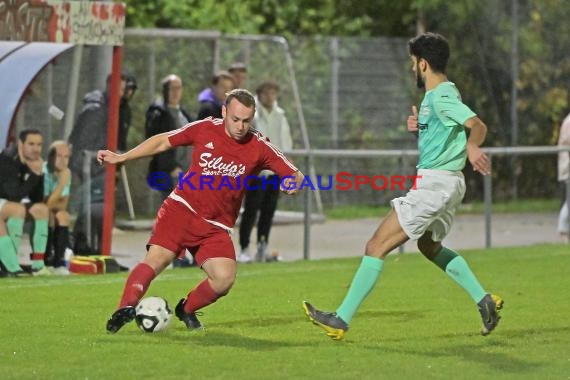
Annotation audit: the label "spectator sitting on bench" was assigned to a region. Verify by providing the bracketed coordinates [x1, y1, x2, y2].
[43, 140, 72, 275]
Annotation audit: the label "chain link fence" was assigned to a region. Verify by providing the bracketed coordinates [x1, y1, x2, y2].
[10, 23, 565, 222]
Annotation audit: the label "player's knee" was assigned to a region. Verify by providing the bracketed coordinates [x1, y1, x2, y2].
[144, 247, 176, 273]
[417, 237, 441, 260]
[211, 273, 236, 296]
[6, 202, 26, 219]
[365, 238, 388, 259]
[29, 203, 49, 219]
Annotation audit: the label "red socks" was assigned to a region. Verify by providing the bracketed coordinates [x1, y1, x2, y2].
[118, 263, 156, 308]
[118, 264, 223, 314]
[183, 279, 220, 313]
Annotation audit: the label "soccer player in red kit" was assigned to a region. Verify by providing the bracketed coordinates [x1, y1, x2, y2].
[98, 89, 303, 333]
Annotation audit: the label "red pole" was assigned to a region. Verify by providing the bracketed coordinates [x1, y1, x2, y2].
[101, 45, 123, 255]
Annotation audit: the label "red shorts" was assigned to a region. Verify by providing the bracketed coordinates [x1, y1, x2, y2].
[147, 198, 235, 266]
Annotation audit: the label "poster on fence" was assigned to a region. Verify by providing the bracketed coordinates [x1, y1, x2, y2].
[0, 0, 125, 45]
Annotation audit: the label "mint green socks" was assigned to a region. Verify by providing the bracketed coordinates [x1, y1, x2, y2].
[332, 247, 486, 325]
[432, 247, 486, 303]
[336, 256, 384, 323]
[7, 217, 24, 252]
[0, 235, 22, 272]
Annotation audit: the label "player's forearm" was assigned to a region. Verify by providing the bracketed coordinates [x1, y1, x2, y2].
[120, 134, 171, 162]
[466, 119, 487, 147]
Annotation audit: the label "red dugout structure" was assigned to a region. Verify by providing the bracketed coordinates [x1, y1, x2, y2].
[0, 0, 127, 255]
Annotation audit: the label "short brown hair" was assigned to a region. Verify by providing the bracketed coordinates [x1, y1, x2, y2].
[225, 89, 256, 110]
[228, 62, 247, 73]
[256, 80, 280, 96]
[19, 128, 42, 143]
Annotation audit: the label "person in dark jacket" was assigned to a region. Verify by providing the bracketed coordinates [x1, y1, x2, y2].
[196, 71, 235, 119]
[0, 129, 49, 275]
[145, 74, 193, 200]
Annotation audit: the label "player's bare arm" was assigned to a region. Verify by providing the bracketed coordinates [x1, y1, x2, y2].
[464, 116, 491, 176]
[281, 170, 304, 195]
[98, 133, 173, 165]
[45, 168, 70, 210]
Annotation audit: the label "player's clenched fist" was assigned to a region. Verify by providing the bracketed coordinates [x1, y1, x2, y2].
[97, 150, 124, 165]
[407, 105, 419, 133]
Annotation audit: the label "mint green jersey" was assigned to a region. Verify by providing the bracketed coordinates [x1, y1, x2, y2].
[43, 162, 71, 198]
[417, 81, 476, 171]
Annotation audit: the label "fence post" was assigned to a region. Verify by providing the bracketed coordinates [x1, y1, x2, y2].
[566, 170, 570, 243]
[484, 155, 493, 249]
[398, 155, 405, 254]
[303, 154, 312, 260]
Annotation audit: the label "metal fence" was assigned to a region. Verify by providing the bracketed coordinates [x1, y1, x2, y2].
[288, 145, 570, 259]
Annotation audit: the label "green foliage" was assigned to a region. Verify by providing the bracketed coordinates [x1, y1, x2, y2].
[2, 245, 570, 378]
[125, 0, 263, 33]
[124, 0, 417, 37]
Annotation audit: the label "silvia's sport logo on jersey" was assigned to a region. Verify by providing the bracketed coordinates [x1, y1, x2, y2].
[198, 152, 247, 177]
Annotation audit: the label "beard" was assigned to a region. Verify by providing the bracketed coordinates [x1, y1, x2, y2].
[415, 65, 425, 89]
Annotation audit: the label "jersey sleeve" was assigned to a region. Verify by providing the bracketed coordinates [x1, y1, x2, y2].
[167, 119, 205, 147]
[259, 139, 298, 177]
[433, 90, 476, 127]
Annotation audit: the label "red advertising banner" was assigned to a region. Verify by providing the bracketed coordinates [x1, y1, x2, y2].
[0, 0, 125, 46]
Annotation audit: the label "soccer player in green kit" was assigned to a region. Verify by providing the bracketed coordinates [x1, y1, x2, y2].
[303, 32, 504, 340]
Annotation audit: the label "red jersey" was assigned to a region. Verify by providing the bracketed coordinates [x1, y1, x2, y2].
[167, 117, 298, 230]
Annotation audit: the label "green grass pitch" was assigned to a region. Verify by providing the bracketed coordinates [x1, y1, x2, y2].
[2, 244, 569, 379]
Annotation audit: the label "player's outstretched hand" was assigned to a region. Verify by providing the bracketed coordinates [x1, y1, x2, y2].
[97, 150, 124, 165]
[280, 176, 298, 195]
[407, 105, 419, 133]
[467, 144, 491, 175]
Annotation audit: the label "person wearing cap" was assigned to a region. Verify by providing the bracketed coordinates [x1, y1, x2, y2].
[118, 73, 138, 152]
[68, 71, 137, 254]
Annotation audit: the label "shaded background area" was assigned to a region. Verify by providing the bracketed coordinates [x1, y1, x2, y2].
[4, 0, 569, 234]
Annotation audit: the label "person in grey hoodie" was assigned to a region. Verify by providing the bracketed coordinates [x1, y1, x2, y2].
[68, 71, 137, 254]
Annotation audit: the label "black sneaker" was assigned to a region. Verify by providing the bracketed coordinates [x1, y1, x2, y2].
[478, 294, 504, 336]
[106, 306, 136, 333]
[175, 298, 204, 330]
[302, 301, 349, 340]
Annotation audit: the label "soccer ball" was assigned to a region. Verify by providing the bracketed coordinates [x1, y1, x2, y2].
[135, 296, 172, 333]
